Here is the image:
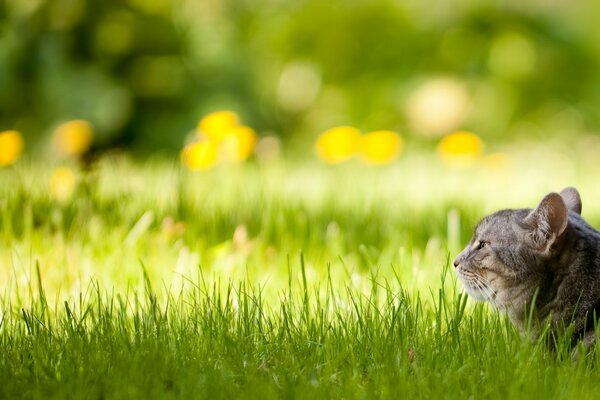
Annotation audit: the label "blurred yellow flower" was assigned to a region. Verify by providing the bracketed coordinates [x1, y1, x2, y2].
[0, 130, 24, 167]
[49, 167, 76, 202]
[219, 125, 257, 162]
[357, 130, 403, 165]
[437, 131, 484, 168]
[181, 140, 218, 170]
[198, 111, 240, 141]
[315, 126, 361, 164]
[54, 120, 93, 156]
[189, 111, 259, 167]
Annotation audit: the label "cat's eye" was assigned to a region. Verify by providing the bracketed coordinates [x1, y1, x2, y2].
[477, 241, 488, 250]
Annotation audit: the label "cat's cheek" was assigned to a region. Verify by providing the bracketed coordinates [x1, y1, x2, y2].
[462, 285, 489, 301]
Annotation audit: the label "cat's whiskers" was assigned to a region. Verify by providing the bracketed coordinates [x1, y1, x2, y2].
[473, 275, 496, 301]
[476, 273, 496, 300]
[458, 269, 496, 302]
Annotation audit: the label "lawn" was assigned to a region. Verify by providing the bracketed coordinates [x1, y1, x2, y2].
[2, 149, 600, 399]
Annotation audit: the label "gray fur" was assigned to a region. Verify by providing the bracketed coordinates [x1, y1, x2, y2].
[454, 188, 600, 344]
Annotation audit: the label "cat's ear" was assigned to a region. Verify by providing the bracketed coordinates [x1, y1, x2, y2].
[523, 193, 568, 252]
[559, 187, 582, 215]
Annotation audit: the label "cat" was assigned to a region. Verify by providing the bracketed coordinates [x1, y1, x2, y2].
[454, 187, 600, 347]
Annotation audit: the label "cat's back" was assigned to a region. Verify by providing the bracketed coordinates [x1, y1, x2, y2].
[567, 211, 600, 243]
[552, 211, 600, 321]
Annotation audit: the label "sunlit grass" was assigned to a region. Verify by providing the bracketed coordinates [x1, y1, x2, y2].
[1, 145, 600, 398]
[1, 147, 598, 301]
[2, 258, 600, 399]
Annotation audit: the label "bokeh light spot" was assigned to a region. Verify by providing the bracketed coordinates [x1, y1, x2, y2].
[406, 79, 472, 137]
[95, 13, 134, 55]
[255, 136, 281, 163]
[277, 61, 322, 112]
[489, 32, 537, 78]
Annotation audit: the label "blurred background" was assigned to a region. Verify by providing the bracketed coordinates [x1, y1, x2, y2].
[1, 0, 600, 157]
[4, 0, 600, 300]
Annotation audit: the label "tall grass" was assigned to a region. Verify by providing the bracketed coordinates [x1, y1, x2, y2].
[1, 260, 599, 399]
[2, 153, 600, 398]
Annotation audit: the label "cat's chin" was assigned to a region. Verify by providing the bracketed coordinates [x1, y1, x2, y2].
[461, 284, 490, 302]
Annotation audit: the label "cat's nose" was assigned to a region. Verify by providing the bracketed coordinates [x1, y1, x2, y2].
[453, 259, 459, 268]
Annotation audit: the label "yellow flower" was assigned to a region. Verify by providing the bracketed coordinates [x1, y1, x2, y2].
[53, 120, 93, 156]
[357, 130, 403, 165]
[315, 126, 361, 164]
[0, 130, 24, 167]
[437, 131, 484, 168]
[198, 111, 240, 141]
[190, 111, 259, 166]
[49, 167, 76, 202]
[219, 125, 257, 162]
[181, 140, 218, 171]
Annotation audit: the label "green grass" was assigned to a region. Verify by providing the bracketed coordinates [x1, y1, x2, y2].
[2, 151, 600, 399]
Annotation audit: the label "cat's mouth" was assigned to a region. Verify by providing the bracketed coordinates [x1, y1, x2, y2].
[456, 269, 496, 302]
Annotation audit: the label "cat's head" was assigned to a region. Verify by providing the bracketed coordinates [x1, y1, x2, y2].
[453, 187, 582, 309]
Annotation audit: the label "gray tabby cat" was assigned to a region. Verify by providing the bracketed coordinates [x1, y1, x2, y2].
[454, 187, 600, 346]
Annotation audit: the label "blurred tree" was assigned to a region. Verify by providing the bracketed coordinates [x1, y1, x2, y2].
[1, 0, 599, 154]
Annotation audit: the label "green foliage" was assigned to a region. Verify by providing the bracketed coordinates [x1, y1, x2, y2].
[2, 0, 600, 151]
[2, 259, 599, 399]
